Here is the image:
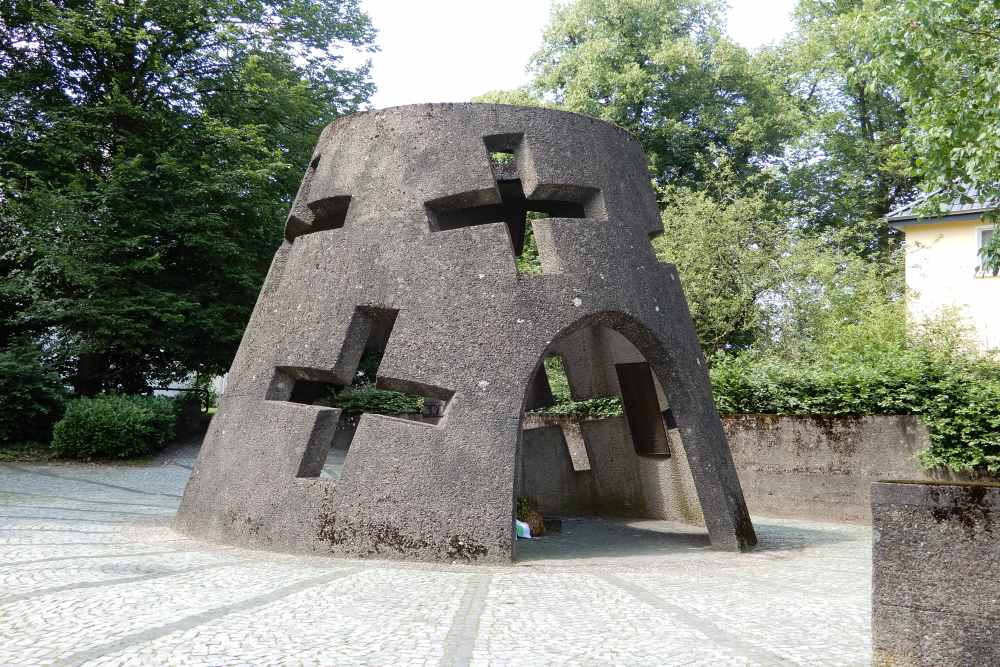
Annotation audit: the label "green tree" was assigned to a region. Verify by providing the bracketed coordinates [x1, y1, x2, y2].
[0, 0, 375, 393]
[770, 0, 915, 261]
[524, 0, 801, 188]
[652, 167, 788, 351]
[870, 0, 1000, 269]
[473, 88, 549, 108]
[760, 232, 905, 358]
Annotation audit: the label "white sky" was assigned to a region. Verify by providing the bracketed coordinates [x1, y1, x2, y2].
[352, 0, 799, 110]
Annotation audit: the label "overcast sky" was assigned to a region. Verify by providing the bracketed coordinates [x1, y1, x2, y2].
[352, 0, 799, 110]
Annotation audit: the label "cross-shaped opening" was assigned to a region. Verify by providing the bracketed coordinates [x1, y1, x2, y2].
[266, 305, 454, 479]
[425, 134, 599, 273]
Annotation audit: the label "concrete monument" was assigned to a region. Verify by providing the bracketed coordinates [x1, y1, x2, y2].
[176, 103, 756, 562]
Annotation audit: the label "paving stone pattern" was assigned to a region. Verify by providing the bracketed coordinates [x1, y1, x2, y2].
[0, 447, 871, 665]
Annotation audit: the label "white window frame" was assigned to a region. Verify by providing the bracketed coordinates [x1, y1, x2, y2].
[977, 224, 996, 276]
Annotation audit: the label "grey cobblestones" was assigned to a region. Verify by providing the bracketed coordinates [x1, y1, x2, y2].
[0, 459, 871, 665]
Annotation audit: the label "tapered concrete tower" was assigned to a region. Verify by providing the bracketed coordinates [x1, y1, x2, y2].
[176, 104, 756, 562]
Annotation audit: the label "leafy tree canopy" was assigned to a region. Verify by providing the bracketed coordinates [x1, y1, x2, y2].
[768, 0, 916, 260]
[0, 0, 376, 393]
[870, 0, 1000, 270]
[525, 0, 802, 189]
[872, 0, 1000, 201]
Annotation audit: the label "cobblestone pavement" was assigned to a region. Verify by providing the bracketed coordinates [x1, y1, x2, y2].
[0, 443, 871, 666]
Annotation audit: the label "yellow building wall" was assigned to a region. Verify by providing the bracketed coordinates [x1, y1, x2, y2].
[900, 217, 999, 351]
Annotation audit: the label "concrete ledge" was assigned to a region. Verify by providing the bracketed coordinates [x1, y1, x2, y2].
[872, 480, 1000, 666]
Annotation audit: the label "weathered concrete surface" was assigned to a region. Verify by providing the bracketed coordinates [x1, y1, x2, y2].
[175, 103, 755, 562]
[520, 414, 930, 526]
[872, 481, 1000, 666]
[726, 415, 929, 522]
[520, 415, 704, 525]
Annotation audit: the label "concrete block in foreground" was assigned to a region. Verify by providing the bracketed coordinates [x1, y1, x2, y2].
[872, 480, 1000, 666]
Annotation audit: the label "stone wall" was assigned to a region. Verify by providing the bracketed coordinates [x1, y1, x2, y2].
[725, 414, 929, 522]
[872, 481, 1000, 666]
[519, 414, 930, 524]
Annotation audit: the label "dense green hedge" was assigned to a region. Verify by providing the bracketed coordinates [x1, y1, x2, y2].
[0, 342, 67, 446]
[711, 351, 1000, 473]
[51, 395, 177, 460]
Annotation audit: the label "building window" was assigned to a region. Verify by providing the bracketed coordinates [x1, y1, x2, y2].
[978, 226, 997, 276]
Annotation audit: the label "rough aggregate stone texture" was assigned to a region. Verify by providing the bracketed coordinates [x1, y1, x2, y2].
[0, 457, 871, 665]
[521, 415, 705, 525]
[725, 415, 929, 523]
[174, 103, 755, 562]
[872, 480, 1000, 666]
[519, 414, 934, 528]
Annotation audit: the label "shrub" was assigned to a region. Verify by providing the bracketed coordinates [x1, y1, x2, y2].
[189, 372, 218, 411]
[710, 348, 1000, 473]
[51, 394, 177, 460]
[316, 383, 424, 418]
[0, 341, 66, 446]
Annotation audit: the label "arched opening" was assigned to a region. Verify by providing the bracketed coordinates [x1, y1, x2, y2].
[513, 313, 708, 560]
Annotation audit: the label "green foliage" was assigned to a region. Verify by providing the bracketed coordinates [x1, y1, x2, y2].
[0, 340, 67, 446]
[981, 222, 1000, 276]
[523, 0, 800, 188]
[543, 356, 572, 403]
[51, 395, 178, 460]
[772, 0, 914, 260]
[711, 315, 1000, 474]
[531, 356, 622, 420]
[352, 349, 383, 385]
[313, 349, 426, 418]
[760, 232, 905, 357]
[472, 89, 551, 108]
[189, 373, 218, 412]
[653, 164, 903, 354]
[317, 383, 424, 418]
[516, 222, 543, 275]
[531, 397, 624, 420]
[871, 0, 1000, 255]
[0, 0, 375, 393]
[653, 173, 788, 350]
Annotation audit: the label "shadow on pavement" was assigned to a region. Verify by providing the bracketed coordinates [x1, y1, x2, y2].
[515, 515, 861, 563]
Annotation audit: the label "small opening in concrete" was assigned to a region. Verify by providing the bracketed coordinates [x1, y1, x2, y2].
[484, 132, 523, 154]
[615, 362, 671, 458]
[306, 195, 351, 233]
[544, 355, 571, 403]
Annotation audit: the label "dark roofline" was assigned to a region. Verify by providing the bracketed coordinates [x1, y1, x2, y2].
[886, 188, 997, 226]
